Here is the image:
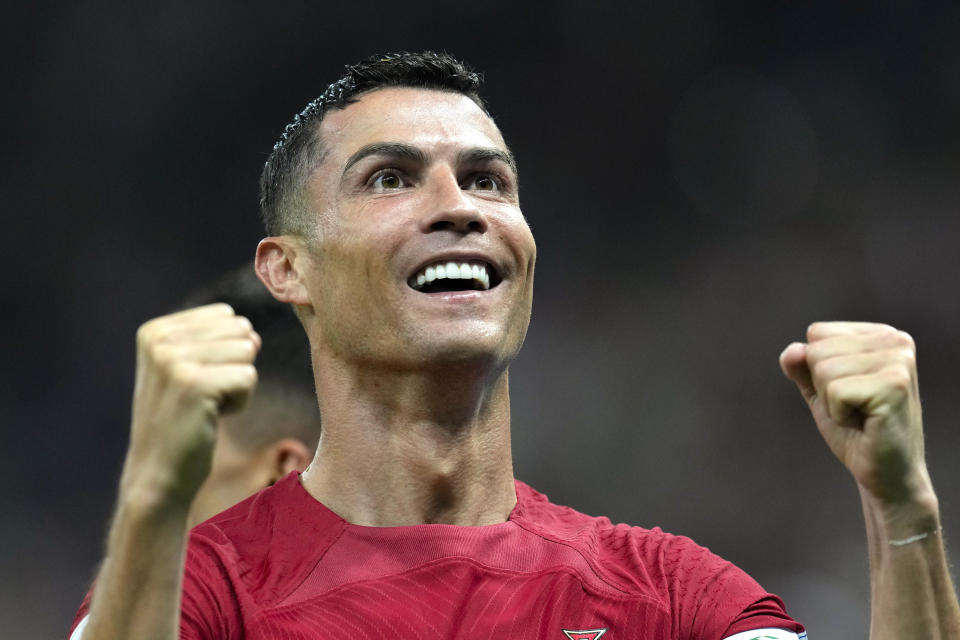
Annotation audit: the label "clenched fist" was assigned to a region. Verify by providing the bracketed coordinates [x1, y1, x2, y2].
[121, 304, 261, 509]
[779, 322, 933, 509]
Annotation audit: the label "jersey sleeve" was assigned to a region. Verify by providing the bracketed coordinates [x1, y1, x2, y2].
[66, 536, 242, 640]
[655, 533, 805, 639]
[591, 522, 805, 640]
[721, 595, 807, 637]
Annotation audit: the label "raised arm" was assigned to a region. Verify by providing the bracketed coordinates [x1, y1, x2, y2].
[74, 304, 260, 640]
[780, 322, 960, 639]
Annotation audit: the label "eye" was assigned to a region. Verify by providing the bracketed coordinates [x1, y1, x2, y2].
[372, 170, 407, 190]
[464, 173, 501, 191]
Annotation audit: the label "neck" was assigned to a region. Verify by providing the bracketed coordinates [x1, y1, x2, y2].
[300, 354, 517, 527]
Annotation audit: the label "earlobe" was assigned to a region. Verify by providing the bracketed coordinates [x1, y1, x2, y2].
[255, 237, 311, 305]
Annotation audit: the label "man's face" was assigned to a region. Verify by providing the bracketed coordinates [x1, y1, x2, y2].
[298, 87, 536, 370]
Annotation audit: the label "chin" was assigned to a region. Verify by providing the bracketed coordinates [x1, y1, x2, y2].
[414, 333, 515, 371]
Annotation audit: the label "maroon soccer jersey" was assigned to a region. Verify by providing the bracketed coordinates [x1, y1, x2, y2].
[71, 473, 803, 639]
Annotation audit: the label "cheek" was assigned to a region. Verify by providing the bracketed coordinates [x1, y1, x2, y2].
[522, 225, 537, 261]
[504, 212, 536, 266]
[325, 206, 413, 282]
[316, 239, 395, 298]
[308, 240, 403, 340]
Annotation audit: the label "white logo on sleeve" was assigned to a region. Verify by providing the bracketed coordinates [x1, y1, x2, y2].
[69, 615, 89, 640]
[722, 629, 807, 640]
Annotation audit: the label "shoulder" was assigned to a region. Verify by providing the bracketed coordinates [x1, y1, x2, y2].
[186, 472, 345, 608]
[512, 479, 730, 588]
[512, 480, 799, 635]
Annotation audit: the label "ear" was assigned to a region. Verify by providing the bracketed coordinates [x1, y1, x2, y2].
[267, 438, 314, 482]
[255, 236, 311, 305]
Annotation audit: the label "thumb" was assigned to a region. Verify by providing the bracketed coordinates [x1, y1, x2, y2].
[780, 342, 817, 404]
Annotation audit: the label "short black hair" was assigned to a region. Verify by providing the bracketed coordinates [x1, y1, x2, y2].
[260, 51, 487, 237]
[179, 264, 320, 451]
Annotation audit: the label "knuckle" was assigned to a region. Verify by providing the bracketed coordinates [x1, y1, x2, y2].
[135, 324, 148, 347]
[825, 378, 844, 402]
[199, 302, 234, 316]
[883, 365, 912, 391]
[811, 358, 833, 382]
[149, 343, 173, 368]
[169, 362, 199, 388]
[138, 323, 177, 352]
[239, 339, 257, 360]
[899, 347, 916, 367]
[136, 322, 158, 348]
[896, 330, 916, 350]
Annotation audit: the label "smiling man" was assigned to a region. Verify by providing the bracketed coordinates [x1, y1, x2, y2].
[71, 52, 958, 640]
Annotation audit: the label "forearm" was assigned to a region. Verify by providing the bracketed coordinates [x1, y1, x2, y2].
[75, 304, 259, 639]
[860, 486, 960, 640]
[81, 488, 192, 640]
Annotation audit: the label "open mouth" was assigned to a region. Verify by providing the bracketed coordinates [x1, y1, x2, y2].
[408, 260, 502, 293]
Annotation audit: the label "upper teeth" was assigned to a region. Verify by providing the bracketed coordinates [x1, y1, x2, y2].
[411, 261, 491, 291]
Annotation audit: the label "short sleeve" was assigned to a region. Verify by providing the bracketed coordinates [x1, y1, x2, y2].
[67, 541, 242, 640]
[650, 533, 804, 639]
[721, 595, 806, 637]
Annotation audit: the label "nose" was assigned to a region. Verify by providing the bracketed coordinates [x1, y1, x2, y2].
[420, 166, 488, 234]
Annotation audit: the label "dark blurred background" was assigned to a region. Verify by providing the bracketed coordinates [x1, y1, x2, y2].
[4, 2, 959, 637]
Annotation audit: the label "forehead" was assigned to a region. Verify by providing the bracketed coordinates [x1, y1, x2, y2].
[317, 87, 507, 164]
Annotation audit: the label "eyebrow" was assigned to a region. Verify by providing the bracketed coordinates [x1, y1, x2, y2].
[342, 142, 427, 176]
[457, 147, 518, 180]
[341, 142, 518, 180]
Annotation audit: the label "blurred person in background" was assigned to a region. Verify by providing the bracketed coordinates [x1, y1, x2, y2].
[70, 262, 322, 633]
[176, 263, 320, 527]
[70, 52, 958, 640]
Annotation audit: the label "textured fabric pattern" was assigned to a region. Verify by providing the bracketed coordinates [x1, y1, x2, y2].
[70, 473, 803, 639]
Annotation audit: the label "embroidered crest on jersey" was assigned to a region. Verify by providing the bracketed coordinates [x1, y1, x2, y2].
[562, 629, 607, 640]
